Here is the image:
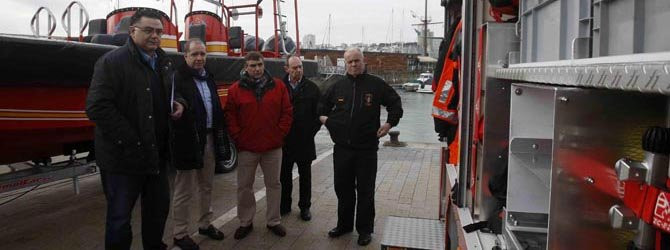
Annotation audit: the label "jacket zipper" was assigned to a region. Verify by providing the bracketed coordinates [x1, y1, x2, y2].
[348, 80, 356, 144]
[145, 69, 160, 175]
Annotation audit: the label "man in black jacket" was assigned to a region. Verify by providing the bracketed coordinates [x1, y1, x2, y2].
[319, 48, 403, 246]
[280, 55, 321, 221]
[85, 9, 185, 250]
[170, 39, 227, 250]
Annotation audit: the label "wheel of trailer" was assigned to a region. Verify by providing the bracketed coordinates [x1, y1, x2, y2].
[32, 157, 52, 167]
[215, 136, 238, 174]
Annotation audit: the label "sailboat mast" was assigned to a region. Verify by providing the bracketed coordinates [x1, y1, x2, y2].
[424, 0, 428, 56]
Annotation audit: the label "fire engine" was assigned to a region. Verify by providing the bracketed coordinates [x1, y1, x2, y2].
[432, 0, 670, 249]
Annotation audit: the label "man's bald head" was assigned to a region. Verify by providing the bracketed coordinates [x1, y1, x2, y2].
[285, 55, 304, 82]
[344, 48, 365, 77]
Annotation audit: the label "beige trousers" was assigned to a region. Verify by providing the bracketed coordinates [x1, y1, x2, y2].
[172, 133, 215, 239]
[237, 147, 282, 227]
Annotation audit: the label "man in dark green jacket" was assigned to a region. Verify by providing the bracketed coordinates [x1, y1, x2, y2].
[319, 48, 403, 246]
[86, 9, 185, 250]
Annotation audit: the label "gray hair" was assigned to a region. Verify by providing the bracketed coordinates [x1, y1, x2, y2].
[344, 47, 364, 57]
[183, 38, 205, 54]
[285, 54, 301, 66]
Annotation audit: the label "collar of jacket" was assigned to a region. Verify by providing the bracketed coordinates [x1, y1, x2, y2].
[179, 63, 213, 81]
[239, 70, 275, 90]
[125, 38, 169, 69]
[282, 74, 303, 87]
[346, 70, 369, 81]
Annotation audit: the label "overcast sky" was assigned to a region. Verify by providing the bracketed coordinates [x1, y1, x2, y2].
[0, 0, 445, 45]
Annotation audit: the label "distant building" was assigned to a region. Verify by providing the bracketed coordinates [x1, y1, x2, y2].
[402, 42, 421, 54]
[306, 40, 424, 57]
[302, 48, 422, 84]
[417, 29, 441, 58]
[302, 34, 316, 49]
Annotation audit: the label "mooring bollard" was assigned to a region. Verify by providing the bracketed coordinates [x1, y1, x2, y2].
[383, 130, 407, 147]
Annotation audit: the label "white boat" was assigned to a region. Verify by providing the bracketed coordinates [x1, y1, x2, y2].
[417, 84, 434, 93]
[402, 79, 421, 92]
[416, 73, 434, 93]
[402, 72, 434, 93]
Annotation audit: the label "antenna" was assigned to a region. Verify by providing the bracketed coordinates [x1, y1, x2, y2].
[385, 8, 394, 44]
[391, 8, 394, 45]
[321, 14, 332, 48]
[424, 0, 428, 56]
[401, 9, 404, 52]
[361, 26, 365, 45]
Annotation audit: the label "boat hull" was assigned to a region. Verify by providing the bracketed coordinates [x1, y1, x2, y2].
[0, 35, 318, 164]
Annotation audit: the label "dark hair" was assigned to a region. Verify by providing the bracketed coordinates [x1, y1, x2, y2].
[183, 38, 205, 54]
[130, 8, 163, 26]
[244, 51, 264, 63]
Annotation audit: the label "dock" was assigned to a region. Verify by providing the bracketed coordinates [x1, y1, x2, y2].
[0, 139, 443, 249]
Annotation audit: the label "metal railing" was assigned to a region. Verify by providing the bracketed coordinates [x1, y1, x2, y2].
[319, 65, 345, 76]
[31, 7, 57, 39]
[61, 1, 90, 42]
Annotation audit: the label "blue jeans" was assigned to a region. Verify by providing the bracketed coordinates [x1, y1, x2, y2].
[100, 170, 169, 250]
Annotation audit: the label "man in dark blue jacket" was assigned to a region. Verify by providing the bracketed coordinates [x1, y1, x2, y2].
[319, 48, 403, 246]
[170, 38, 228, 250]
[280, 55, 321, 221]
[86, 9, 185, 250]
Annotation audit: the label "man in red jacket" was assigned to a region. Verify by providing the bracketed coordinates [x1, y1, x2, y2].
[225, 51, 293, 240]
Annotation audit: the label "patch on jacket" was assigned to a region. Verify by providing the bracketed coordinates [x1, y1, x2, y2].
[364, 93, 373, 106]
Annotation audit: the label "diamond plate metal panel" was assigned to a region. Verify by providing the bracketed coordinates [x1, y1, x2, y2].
[381, 216, 445, 250]
[495, 53, 670, 95]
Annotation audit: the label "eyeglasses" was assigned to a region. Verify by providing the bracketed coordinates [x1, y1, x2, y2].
[132, 26, 163, 36]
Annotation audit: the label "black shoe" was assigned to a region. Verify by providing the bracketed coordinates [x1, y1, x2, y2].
[280, 209, 291, 216]
[357, 233, 372, 246]
[328, 227, 353, 238]
[198, 224, 224, 240]
[266, 224, 287, 237]
[173, 235, 199, 250]
[233, 224, 253, 240]
[300, 209, 311, 221]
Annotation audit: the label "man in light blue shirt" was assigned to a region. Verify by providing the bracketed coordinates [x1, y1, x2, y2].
[194, 70, 213, 129]
[171, 38, 229, 250]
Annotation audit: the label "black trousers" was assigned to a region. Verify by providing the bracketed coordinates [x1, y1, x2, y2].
[100, 170, 170, 250]
[333, 145, 377, 234]
[280, 152, 312, 213]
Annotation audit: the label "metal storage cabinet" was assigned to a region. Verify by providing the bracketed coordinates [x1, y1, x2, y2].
[520, 0, 670, 63]
[593, 0, 670, 57]
[504, 83, 668, 249]
[475, 22, 518, 222]
[520, 0, 591, 63]
[504, 84, 554, 250]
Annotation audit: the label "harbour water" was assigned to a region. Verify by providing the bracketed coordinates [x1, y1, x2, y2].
[384, 88, 437, 144]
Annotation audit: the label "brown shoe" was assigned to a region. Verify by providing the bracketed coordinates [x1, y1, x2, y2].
[266, 224, 287, 237]
[233, 224, 253, 240]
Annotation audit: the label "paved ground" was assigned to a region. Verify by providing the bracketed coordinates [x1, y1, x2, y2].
[0, 90, 442, 249]
[0, 140, 441, 250]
